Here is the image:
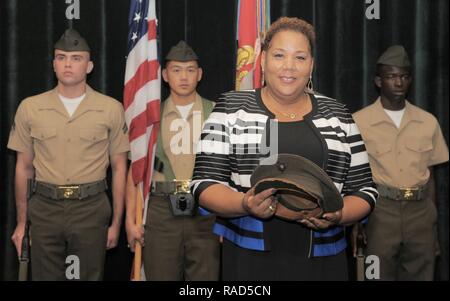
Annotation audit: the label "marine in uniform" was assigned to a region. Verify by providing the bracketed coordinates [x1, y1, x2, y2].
[8, 29, 130, 281]
[125, 41, 219, 280]
[353, 45, 449, 280]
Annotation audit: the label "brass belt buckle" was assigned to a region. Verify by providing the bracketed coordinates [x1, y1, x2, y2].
[59, 185, 80, 199]
[174, 180, 190, 194]
[401, 187, 417, 200]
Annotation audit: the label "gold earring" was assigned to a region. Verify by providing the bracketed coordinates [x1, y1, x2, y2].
[307, 75, 314, 92]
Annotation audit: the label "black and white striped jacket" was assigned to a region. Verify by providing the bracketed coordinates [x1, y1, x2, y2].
[191, 89, 377, 257]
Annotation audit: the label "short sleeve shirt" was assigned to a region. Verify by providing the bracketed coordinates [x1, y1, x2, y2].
[7, 85, 130, 185]
[353, 98, 449, 187]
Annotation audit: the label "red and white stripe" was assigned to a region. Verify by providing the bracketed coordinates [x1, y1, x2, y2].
[124, 0, 160, 223]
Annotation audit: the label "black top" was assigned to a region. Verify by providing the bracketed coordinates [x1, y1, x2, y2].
[221, 91, 348, 281]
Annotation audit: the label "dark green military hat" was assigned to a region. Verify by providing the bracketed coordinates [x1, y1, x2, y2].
[377, 45, 410, 67]
[165, 40, 198, 62]
[251, 154, 343, 221]
[54, 28, 90, 52]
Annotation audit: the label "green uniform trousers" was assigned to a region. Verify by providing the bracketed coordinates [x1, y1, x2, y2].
[365, 195, 438, 281]
[28, 192, 111, 281]
[143, 196, 220, 281]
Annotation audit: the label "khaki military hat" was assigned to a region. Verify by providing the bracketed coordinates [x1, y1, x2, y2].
[54, 28, 90, 52]
[377, 45, 410, 67]
[165, 40, 198, 62]
[250, 154, 343, 221]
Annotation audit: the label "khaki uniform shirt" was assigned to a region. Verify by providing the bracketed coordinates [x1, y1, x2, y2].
[7, 85, 130, 185]
[353, 98, 449, 188]
[152, 94, 209, 181]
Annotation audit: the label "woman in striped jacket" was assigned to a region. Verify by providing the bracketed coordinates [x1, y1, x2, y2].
[191, 17, 378, 280]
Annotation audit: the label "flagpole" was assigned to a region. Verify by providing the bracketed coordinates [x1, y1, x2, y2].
[126, 0, 160, 281]
[133, 184, 144, 281]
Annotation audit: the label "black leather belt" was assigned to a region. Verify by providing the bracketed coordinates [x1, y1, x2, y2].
[34, 180, 107, 200]
[377, 184, 427, 201]
[151, 180, 191, 196]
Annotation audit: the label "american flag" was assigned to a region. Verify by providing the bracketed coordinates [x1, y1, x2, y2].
[124, 0, 160, 221]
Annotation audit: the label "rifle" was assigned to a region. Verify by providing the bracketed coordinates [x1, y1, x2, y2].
[18, 179, 33, 281]
[356, 223, 366, 281]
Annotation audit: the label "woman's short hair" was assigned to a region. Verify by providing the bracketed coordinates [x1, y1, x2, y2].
[262, 17, 316, 56]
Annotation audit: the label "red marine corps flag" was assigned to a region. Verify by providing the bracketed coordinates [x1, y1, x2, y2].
[123, 0, 160, 280]
[236, 0, 270, 90]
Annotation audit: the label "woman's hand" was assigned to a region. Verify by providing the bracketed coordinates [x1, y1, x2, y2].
[242, 188, 278, 219]
[299, 210, 343, 230]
